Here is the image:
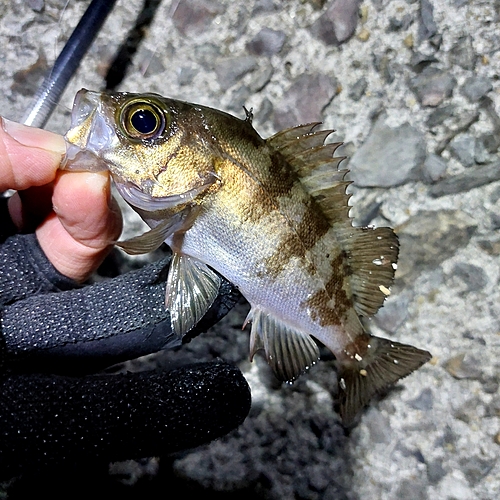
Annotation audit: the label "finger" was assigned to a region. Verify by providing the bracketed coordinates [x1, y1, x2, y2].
[0, 118, 66, 192]
[36, 171, 122, 282]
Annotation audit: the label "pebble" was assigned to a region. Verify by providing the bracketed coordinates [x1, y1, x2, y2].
[422, 153, 448, 183]
[27, 0, 44, 12]
[460, 75, 492, 102]
[449, 36, 477, 70]
[395, 210, 477, 281]
[348, 76, 367, 101]
[410, 66, 456, 107]
[246, 28, 286, 56]
[248, 65, 274, 93]
[448, 134, 476, 167]
[171, 0, 223, 36]
[347, 114, 426, 187]
[429, 160, 500, 197]
[418, 0, 438, 41]
[426, 459, 447, 484]
[444, 353, 483, 380]
[459, 456, 496, 486]
[214, 56, 258, 91]
[373, 294, 409, 333]
[426, 104, 456, 128]
[449, 262, 488, 293]
[310, 0, 361, 46]
[408, 388, 434, 411]
[272, 73, 337, 130]
[474, 136, 490, 164]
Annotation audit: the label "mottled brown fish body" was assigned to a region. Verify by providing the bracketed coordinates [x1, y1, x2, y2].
[65, 90, 432, 424]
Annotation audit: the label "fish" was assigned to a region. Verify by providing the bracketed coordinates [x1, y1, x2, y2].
[64, 89, 432, 424]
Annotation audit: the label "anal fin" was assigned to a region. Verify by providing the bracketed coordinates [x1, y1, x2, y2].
[246, 307, 320, 382]
[165, 253, 221, 339]
[337, 334, 432, 425]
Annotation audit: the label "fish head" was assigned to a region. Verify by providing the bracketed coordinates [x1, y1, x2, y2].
[64, 89, 218, 213]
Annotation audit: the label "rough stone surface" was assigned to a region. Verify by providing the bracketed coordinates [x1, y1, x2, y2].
[410, 66, 457, 107]
[2, 1, 500, 499]
[460, 76, 493, 102]
[310, 0, 360, 46]
[347, 114, 426, 187]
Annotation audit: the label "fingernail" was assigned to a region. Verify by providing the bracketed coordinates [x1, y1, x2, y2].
[85, 171, 111, 202]
[2, 117, 67, 155]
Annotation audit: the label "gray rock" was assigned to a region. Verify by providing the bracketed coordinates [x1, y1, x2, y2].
[395, 210, 477, 280]
[449, 262, 488, 292]
[27, 0, 44, 12]
[428, 160, 500, 197]
[411, 66, 456, 107]
[348, 76, 367, 101]
[11, 53, 49, 97]
[408, 388, 434, 411]
[387, 15, 413, 32]
[227, 86, 252, 112]
[422, 153, 448, 183]
[419, 0, 438, 41]
[310, 0, 361, 46]
[395, 478, 429, 500]
[444, 353, 483, 380]
[373, 294, 410, 333]
[373, 52, 396, 83]
[171, 0, 223, 36]
[426, 104, 456, 128]
[248, 65, 274, 93]
[448, 134, 476, 167]
[272, 73, 337, 129]
[347, 114, 426, 187]
[474, 136, 491, 164]
[178, 66, 197, 86]
[460, 456, 497, 486]
[194, 43, 220, 66]
[449, 35, 476, 70]
[481, 376, 499, 394]
[255, 97, 273, 125]
[214, 56, 258, 91]
[460, 75, 492, 102]
[365, 409, 392, 444]
[426, 459, 447, 484]
[246, 28, 286, 56]
[410, 51, 439, 72]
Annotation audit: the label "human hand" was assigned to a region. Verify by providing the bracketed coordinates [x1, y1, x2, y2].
[0, 120, 250, 479]
[0, 117, 122, 282]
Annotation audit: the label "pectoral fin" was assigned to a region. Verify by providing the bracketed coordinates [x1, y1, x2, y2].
[165, 253, 221, 338]
[246, 307, 320, 382]
[115, 218, 178, 255]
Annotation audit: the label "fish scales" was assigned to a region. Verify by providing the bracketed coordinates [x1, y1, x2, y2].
[64, 89, 431, 424]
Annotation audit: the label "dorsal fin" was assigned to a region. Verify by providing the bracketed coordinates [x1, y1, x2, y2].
[267, 123, 349, 228]
[267, 123, 399, 318]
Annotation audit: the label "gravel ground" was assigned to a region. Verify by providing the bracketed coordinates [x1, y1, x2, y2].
[1, 0, 499, 498]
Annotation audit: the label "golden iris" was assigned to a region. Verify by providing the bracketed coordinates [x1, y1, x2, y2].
[119, 99, 166, 140]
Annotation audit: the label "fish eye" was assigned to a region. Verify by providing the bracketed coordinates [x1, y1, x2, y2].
[120, 100, 166, 140]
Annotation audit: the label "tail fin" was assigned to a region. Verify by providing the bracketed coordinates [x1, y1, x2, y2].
[337, 336, 431, 425]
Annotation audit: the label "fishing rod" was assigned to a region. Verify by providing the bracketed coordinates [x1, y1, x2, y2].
[22, 0, 118, 128]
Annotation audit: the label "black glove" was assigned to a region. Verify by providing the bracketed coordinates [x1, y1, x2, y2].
[0, 199, 251, 479]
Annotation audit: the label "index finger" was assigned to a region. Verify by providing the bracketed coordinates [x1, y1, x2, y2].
[0, 118, 67, 192]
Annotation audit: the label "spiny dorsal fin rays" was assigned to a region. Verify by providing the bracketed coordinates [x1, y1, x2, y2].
[272, 130, 336, 158]
[267, 122, 322, 148]
[115, 217, 178, 255]
[247, 307, 320, 382]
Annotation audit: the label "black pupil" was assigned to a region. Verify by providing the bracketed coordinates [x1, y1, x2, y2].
[130, 108, 158, 134]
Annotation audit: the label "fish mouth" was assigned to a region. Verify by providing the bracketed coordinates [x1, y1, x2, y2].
[70, 89, 117, 150]
[62, 89, 118, 171]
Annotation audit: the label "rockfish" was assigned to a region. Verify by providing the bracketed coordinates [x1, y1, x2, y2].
[64, 89, 431, 424]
